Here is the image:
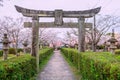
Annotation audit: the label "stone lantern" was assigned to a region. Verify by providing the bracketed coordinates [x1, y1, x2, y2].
[103, 41, 109, 52]
[22, 40, 28, 53]
[2, 34, 10, 60]
[108, 29, 118, 54]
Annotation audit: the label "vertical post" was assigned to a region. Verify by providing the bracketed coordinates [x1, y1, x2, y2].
[78, 17, 85, 52]
[31, 16, 39, 73]
[92, 15, 96, 52]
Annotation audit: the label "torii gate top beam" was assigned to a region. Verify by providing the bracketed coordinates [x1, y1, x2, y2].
[15, 5, 101, 18]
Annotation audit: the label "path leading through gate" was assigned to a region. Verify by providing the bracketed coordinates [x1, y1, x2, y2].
[15, 6, 101, 72]
[37, 50, 76, 80]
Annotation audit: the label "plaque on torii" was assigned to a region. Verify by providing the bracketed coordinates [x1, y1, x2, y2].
[15, 5, 101, 72]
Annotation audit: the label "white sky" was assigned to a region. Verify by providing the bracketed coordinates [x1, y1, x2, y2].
[0, 0, 120, 18]
[0, 0, 120, 36]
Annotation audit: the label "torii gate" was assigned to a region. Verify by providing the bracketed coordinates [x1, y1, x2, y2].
[15, 5, 101, 72]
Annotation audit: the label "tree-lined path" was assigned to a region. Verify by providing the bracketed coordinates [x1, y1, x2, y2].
[37, 50, 76, 80]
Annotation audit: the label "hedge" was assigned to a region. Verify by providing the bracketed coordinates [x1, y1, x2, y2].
[61, 48, 120, 80]
[0, 48, 53, 80]
[0, 50, 3, 57]
[8, 48, 16, 55]
[17, 48, 23, 53]
[0, 55, 36, 80]
[61, 48, 79, 68]
[39, 48, 53, 63]
[115, 49, 120, 55]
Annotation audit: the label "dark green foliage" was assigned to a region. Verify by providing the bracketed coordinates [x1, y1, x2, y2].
[39, 48, 54, 64]
[0, 48, 53, 80]
[0, 50, 3, 57]
[61, 48, 120, 80]
[0, 55, 36, 80]
[17, 48, 23, 53]
[115, 49, 120, 54]
[8, 48, 16, 55]
[61, 48, 79, 68]
[96, 45, 105, 49]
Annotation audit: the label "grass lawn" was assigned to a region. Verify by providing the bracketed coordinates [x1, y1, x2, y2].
[0, 53, 25, 62]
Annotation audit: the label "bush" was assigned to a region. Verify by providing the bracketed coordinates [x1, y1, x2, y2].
[39, 48, 54, 64]
[17, 48, 23, 53]
[61, 48, 120, 80]
[0, 55, 36, 80]
[0, 50, 3, 57]
[96, 45, 105, 49]
[61, 48, 78, 67]
[115, 49, 120, 54]
[8, 48, 16, 55]
[0, 48, 54, 80]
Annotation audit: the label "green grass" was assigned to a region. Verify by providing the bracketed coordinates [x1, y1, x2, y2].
[0, 53, 25, 62]
[61, 52, 82, 80]
[0, 54, 16, 61]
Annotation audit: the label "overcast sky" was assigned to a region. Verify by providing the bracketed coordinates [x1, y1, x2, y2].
[0, 0, 120, 18]
[0, 0, 120, 36]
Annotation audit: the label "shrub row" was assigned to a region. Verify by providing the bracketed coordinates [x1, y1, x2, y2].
[61, 48, 120, 80]
[9, 48, 24, 55]
[61, 48, 79, 67]
[39, 48, 54, 64]
[0, 55, 36, 80]
[0, 48, 53, 80]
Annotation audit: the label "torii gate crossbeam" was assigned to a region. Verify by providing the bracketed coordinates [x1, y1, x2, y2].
[24, 22, 92, 28]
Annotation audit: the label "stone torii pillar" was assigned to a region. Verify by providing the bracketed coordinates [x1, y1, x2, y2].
[78, 17, 85, 52]
[32, 16, 39, 57]
[32, 16, 40, 72]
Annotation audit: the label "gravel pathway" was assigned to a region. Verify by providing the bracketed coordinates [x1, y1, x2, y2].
[37, 50, 76, 80]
